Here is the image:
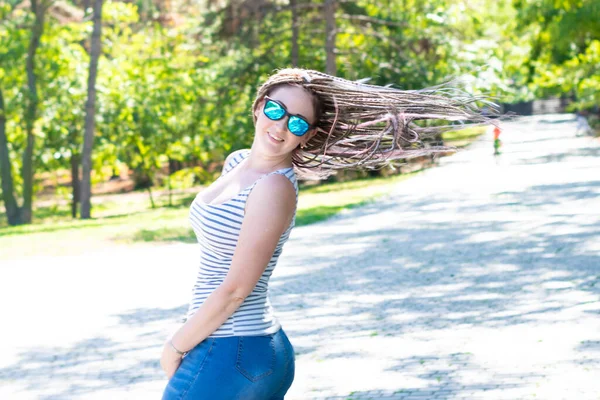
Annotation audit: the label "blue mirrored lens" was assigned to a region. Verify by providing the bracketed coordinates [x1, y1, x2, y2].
[288, 116, 310, 136]
[264, 100, 286, 120]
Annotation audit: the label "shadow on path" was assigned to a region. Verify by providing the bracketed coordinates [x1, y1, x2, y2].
[2, 116, 599, 399]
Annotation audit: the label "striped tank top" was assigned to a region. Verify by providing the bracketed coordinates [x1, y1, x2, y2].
[187, 150, 298, 337]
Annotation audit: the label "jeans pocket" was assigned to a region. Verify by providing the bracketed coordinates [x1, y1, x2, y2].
[235, 335, 275, 382]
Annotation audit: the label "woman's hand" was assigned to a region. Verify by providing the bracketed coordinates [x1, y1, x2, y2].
[160, 341, 183, 379]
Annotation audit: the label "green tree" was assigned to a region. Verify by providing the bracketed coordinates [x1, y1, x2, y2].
[0, 2, 28, 225]
[0, 0, 55, 225]
[513, 0, 600, 107]
[37, 11, 87, 218]
[21, 0, 55, 224]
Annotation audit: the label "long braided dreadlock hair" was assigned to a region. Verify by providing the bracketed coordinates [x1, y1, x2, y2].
[252, 68, 498, 179]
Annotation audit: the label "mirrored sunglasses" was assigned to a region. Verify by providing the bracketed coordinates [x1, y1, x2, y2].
[263, 97, 313, 137]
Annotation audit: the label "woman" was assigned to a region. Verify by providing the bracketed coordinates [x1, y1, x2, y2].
[160, 68, 493, 399]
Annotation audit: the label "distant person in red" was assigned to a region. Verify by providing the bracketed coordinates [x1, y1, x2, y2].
[493, 125, 502, 155]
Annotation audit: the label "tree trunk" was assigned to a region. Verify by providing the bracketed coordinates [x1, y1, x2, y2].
[324, 0, 336, 75]
[21, 0, 48, 224]
[146, 186, 156, 209]
[167, 173, 172, 207]
[290, 0, 299, 66]
[0, 87, 22, 225]
[167, 157, 177, 207]
[70, 152, 80, 218]
[80, 0, 103, 219]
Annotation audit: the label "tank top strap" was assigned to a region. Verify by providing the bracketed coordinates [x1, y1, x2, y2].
[221, 149, 251, 176]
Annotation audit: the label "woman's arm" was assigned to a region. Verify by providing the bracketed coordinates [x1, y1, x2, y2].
[161, 173, 296, 377]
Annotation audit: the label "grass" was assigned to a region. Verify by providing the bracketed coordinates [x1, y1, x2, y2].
[0, 126, 486, 259]
[295, 172, 420, 225]
[442, 125, 487, 148]
[296, 203, 369, 226]
[0, 171, 419, 259]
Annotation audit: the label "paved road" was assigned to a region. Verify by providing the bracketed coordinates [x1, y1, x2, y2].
[1, 115, 599, 399]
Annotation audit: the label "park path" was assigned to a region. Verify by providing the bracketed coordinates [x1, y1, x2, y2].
[1, 115, 599, 399]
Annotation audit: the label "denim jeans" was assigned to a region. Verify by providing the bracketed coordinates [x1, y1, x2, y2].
[162, 328, 295, 400]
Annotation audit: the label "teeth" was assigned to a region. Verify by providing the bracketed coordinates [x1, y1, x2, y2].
[269, 133, 284, 142]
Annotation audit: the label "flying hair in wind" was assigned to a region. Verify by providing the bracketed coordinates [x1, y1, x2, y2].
[252, 68, 500, 179]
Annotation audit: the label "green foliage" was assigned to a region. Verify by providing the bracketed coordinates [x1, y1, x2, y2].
[295, 202, 368, 226]
[38, 20, 89, 171]
[164, 167, 215, 190]
[0, 166, 420, 254]
[0, 2, 29, 197]
[513, 0, 600, 107]
[441, 125, 487, 146]
[3, 0, 596, 224]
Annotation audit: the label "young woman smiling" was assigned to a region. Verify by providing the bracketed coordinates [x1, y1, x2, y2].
[160, 68, 494, 399]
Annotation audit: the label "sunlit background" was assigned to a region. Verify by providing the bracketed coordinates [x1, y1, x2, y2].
[0, 1, 599, 399]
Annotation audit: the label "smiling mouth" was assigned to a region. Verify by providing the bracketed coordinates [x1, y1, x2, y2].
[268, 132, 284, 142]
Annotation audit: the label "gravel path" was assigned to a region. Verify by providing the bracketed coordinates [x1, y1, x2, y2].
[1, 115, 599, 399]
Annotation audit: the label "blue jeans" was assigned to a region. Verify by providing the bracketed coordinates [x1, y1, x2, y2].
[162, 328, 295, 400]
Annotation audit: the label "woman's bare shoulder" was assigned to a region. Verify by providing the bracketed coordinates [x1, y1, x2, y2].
[246, 173, 296, 217]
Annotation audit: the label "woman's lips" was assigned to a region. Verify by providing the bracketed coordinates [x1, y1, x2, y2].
[268, 132, 284, 143]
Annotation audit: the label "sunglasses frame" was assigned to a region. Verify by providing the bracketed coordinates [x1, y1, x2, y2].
[263, 96, 314, 137]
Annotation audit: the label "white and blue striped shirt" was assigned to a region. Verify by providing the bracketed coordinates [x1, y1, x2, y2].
[186, 150, 298, 337]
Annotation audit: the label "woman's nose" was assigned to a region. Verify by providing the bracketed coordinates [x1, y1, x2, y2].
[274, 117, 288, 134]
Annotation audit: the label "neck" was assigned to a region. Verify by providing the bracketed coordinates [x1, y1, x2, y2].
[245, 148, 293, 174]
